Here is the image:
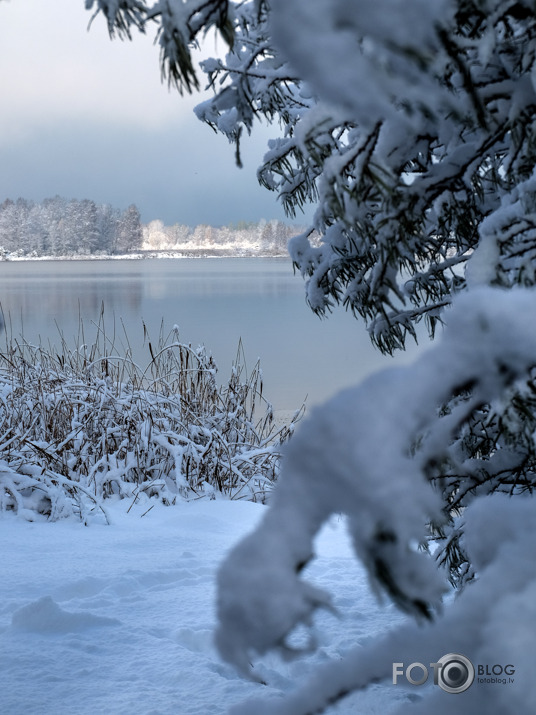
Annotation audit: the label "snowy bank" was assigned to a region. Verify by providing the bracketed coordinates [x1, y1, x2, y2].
[0, 251, 290, 262]
[0, 499, 412, 715]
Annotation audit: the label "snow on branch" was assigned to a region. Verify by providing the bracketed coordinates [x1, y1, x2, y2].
[228, 492, 536, 714]
[216, 286, 536, 711]
[188, 0, 536, 351]
[85, 1, 536, 349]
[87, 0, 233, 93]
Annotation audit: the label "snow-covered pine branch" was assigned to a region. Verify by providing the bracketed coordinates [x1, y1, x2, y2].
[86, 0, 233, 93]
[217, 287, 536, 712]
[87, 1, 536, 350]
[83, 3, 536, 711]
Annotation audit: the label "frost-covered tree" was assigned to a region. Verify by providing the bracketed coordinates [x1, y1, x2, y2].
[87, 1, 536, 711]
[0, 200, 21, 253]
[97, 202, 122, 253]
[0, 197, 142, 256]
[143, 218, 168, 249]
[25, 202, 49, 255]
[167, 221, 192, 246]
[192, 223, 216, 246]
[115, 203, 143, 253]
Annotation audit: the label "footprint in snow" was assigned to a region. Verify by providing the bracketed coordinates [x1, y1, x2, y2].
[11, 596, 121, 634]
[173, 627, 214, 654]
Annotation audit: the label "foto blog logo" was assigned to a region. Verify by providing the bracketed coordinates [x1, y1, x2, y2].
[393, 653, 475, 694]
[393, 653, 516, 693]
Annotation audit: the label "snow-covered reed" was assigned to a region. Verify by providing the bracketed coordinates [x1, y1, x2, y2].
[0, 317, 303, 523]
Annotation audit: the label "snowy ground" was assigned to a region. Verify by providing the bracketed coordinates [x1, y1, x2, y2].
[0, 498, 420, 714]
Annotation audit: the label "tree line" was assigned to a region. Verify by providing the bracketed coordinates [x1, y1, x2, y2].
[0, 197, 304, 258]
[0, 196, 142, 257]
[142, 218, 306, 254]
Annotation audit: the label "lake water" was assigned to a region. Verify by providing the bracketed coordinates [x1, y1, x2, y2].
[0, 258, 422, 411]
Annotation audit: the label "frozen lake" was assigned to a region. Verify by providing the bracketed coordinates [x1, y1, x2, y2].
[0, 257, 420, 410]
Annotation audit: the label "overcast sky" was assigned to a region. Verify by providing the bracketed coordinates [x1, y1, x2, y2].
[0, 0, 306, 226]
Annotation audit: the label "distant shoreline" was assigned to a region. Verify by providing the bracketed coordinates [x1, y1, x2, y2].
[0, 250, 291, 262]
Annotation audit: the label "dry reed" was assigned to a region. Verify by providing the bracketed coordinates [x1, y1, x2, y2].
[0, 312, 304, 523]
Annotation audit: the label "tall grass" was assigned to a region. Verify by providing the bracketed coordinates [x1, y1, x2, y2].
[0, 313, 304, 523]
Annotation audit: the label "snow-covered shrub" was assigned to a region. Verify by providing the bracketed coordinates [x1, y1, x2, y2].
[0, 323, 302, 523]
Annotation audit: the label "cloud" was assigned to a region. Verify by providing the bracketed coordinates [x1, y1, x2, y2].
[0, 0, 313, 225]
[0, 0, 203, 140]
[0, 116, 301, 225]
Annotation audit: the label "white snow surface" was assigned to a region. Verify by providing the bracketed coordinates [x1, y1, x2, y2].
[0, 498, 414, 714]
[2, 288, 536, 713]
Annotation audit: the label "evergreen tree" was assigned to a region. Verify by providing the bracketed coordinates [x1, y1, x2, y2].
[0, 197, 141, 256]
[76, 199, 100, 254]
[42, 196, 69, 255]
[26, 202, 49, 255]
[116, 204, 143, 253]
[83, 3, 536, 711]
[0, 199, 19, 253]
[97, 203, 122, 253]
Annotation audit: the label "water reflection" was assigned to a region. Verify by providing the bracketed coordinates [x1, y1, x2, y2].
[0, 261, 142, 342]
[0, 258, 422, 409]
